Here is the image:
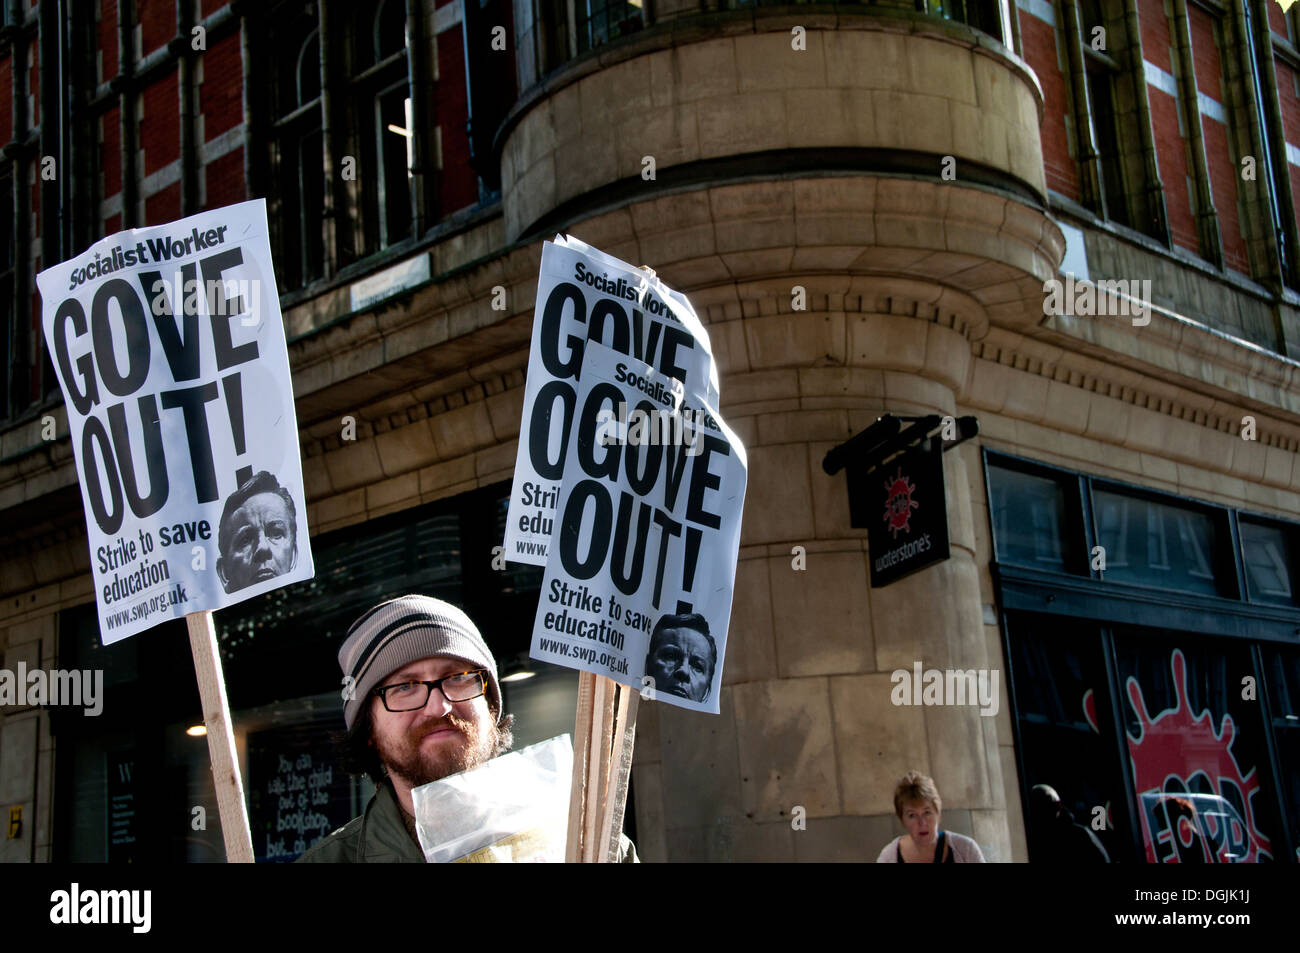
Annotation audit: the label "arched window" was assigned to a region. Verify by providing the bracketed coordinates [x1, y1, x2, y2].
[267, 12, 325, 289]
[297, 29, 321, 109]
[349, 2, 414, 252]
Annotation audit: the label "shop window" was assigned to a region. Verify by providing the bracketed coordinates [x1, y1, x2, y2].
[987, 462, 1075, 572]
[1006, 613, 1131, 862]
[54, 607, 207, 863]
[1240, 518, 1300, 607]
[1114, 631, 1283, 863]
[1264, 646, 1300, 862]
[1092, 488, 1225, 596]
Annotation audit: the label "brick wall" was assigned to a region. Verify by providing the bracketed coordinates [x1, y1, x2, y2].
[145, 179, 181, 225]
[1277, 60, 1300, 230]
[100, 105, 121, 230]
[1268, 0, 1289, 40]
[140, 70, 180, 179]
[200, 31, 242, 141]
[1018, 7, 1080, 200]
[1139, 0, 1197, 253]
[1138, 0, 1170, 69]
[100, 0, 118, 81]
[1190, 6, 1249, 274]
[204, 146, 244, 212]
[435, 25, 478, 215]
[137, 0, 173, 57]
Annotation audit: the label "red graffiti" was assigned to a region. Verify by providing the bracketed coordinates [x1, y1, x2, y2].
[882, 467, 918, 538]
[1126, 649, 1272, 862]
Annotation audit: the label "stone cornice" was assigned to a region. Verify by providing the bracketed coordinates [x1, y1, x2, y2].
[973, 326, 1300, 452]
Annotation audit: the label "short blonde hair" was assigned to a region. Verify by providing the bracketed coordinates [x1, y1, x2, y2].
[894, 771, 942, 819]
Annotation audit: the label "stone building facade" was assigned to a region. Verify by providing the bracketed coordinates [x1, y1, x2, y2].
[1, 1, 1298, 863]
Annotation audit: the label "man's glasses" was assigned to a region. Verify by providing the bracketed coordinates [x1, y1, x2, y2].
[372, 670, 487, 712]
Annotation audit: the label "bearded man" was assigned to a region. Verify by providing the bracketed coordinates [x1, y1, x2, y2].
[297, 594, 636, 862]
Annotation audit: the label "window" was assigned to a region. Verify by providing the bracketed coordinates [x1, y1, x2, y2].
[1085, 59, 1133, 229]
[537, 0, 645, 73]
[1264, 646, 1300, 862]
[1239, 518, 1299, 607]
[987, 463, 1073, 571]
[1092, 488, 1223, 596]
[580, 0, 645, 50]
[350, 0, 414, 254]
[987, 451, 1300, 607]
[267, 11, 326, 291]
[921, 0, 1004, 40]
[990, 451, 1300, 861]
[1005, 613, 1131, 862]
[1114, 632, 1283, 862]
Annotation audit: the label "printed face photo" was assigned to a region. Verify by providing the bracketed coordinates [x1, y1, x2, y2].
[217, 490, 297, 593]
[645, 626, 714, 702]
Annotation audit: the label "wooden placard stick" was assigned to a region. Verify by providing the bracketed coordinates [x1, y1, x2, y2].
[583, 675, 617, 862]
[185, 611, 255, 863]
[599, 685, 639, 862]
[565, 670, 598, 862]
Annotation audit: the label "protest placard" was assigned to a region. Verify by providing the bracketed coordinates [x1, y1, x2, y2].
[37, 199, 313, 861]
[504, 236, 720, 566]
[37, 199, 314, 645]
[529, 341, 747, 715]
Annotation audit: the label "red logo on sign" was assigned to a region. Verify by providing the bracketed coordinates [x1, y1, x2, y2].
[1126, 649, 1272, 863]
[882, 466, 918, 538]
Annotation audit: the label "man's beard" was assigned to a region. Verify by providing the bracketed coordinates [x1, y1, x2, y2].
[376, 711, 500, 789]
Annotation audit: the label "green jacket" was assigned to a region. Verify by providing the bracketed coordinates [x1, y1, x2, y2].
[295, 782, 638, 863]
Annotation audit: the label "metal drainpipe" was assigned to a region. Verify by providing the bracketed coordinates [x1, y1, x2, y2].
[178, 0, 198, 216]
[1059, 0, 1104, 215]
[1246, 0, 1300, 291]
[1232, 0, 1286, 285]
[1170, 0, 1222, 268]
[239, 4, 259, 201]
[405, 0, 428, 233]
[7, 4, 30, 411]
[1120, 0, 1170, 245]
[317, 0, 338, 279]
[38, 0, 62, 264]
[118, 0, 138, 228]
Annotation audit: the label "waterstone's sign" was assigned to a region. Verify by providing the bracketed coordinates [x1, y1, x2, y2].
[864, 440, 950, 588]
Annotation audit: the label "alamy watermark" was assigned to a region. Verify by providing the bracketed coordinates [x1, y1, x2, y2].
[890, 661, 999, 717]
[595, 400, 721, 456]
[1042, 275, 1151, 327]
[0, 663, 104, 716]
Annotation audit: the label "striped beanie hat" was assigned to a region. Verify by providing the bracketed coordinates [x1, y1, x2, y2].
[339, 594, 502, 730]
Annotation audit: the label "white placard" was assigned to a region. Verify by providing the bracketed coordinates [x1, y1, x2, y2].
[504, 235, 720, 565]
[528, 342, 746, 714]
[38, 199, 315, 644]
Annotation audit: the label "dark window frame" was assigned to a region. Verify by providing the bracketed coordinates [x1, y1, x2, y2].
[986, 448, 1300, 863]
[984, 449, 1300, 643]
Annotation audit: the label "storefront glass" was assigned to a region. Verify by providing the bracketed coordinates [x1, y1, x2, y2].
[989, 452, 1300, 862]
